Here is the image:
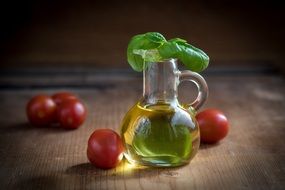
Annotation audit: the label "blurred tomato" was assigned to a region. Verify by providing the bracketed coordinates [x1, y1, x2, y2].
[26, 95, 57, 126]
[57, 99, 87, 129]
[52, 92, 77, 105]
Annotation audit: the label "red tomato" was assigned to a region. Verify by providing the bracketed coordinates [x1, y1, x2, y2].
[87, 129, 124, 169]
[52, 92, 77, 105]
[196, 109, 229, 143]
[57, 99, 87, 129]
[26, 95, 57, 126]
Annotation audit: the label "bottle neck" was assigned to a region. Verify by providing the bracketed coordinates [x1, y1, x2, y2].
[143, 59, 179, 105]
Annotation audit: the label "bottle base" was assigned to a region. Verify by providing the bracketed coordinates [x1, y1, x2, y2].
[124, 153, 190, 167]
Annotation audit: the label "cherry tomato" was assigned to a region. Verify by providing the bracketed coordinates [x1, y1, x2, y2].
[87, 129, 124, 169]
[57, 99, 87, 129]
[52, 92, 77, 105]
[26, 95, 57, 126]
[196, 109, 229, 143]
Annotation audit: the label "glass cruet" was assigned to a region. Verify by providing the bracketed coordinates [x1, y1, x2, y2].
[120, 58, 208, 167]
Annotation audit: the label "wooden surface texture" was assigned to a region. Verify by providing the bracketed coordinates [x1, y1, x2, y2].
[0, 71, 284, 190]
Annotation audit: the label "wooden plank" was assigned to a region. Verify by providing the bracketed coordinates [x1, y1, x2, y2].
[0, 66, 279, 90]
[0, 75, 284, 189]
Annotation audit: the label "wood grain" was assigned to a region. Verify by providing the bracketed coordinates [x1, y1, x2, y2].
[0, 74, 284, 190]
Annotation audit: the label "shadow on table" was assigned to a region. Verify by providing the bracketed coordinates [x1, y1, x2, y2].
[66, 160, 183, 180]
[65, 144, 222, 180]
[2, 122, 74, 134]
[199, 142, 221, 149]
[10, 176, 60, 190]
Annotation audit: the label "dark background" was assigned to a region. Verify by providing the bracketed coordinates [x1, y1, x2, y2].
[0, 0, 284, 73]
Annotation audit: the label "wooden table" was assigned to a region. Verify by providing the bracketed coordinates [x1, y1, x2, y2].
[0, 69, 284, 190]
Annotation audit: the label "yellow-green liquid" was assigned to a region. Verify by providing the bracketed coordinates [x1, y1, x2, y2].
[121, 102, 200, 167]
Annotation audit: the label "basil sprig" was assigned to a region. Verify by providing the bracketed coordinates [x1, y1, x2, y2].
[127, 32, 209, 72]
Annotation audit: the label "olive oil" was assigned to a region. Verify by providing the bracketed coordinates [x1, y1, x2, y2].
[121, 102, 200, 167]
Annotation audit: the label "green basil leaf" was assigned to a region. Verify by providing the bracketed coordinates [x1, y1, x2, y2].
[127, 32, 165, 71]
[145, 32, 166, 44]
[144, 49, 162, 62]
[127, 35, 145, 71]
[169, 38, 187, 43]
[159, 40, 209, 72]
[177, 42, 209, 72]
[158, 41, 181, 59]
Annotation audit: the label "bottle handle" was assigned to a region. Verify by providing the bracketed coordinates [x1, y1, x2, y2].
[178, 70, 208, 111]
